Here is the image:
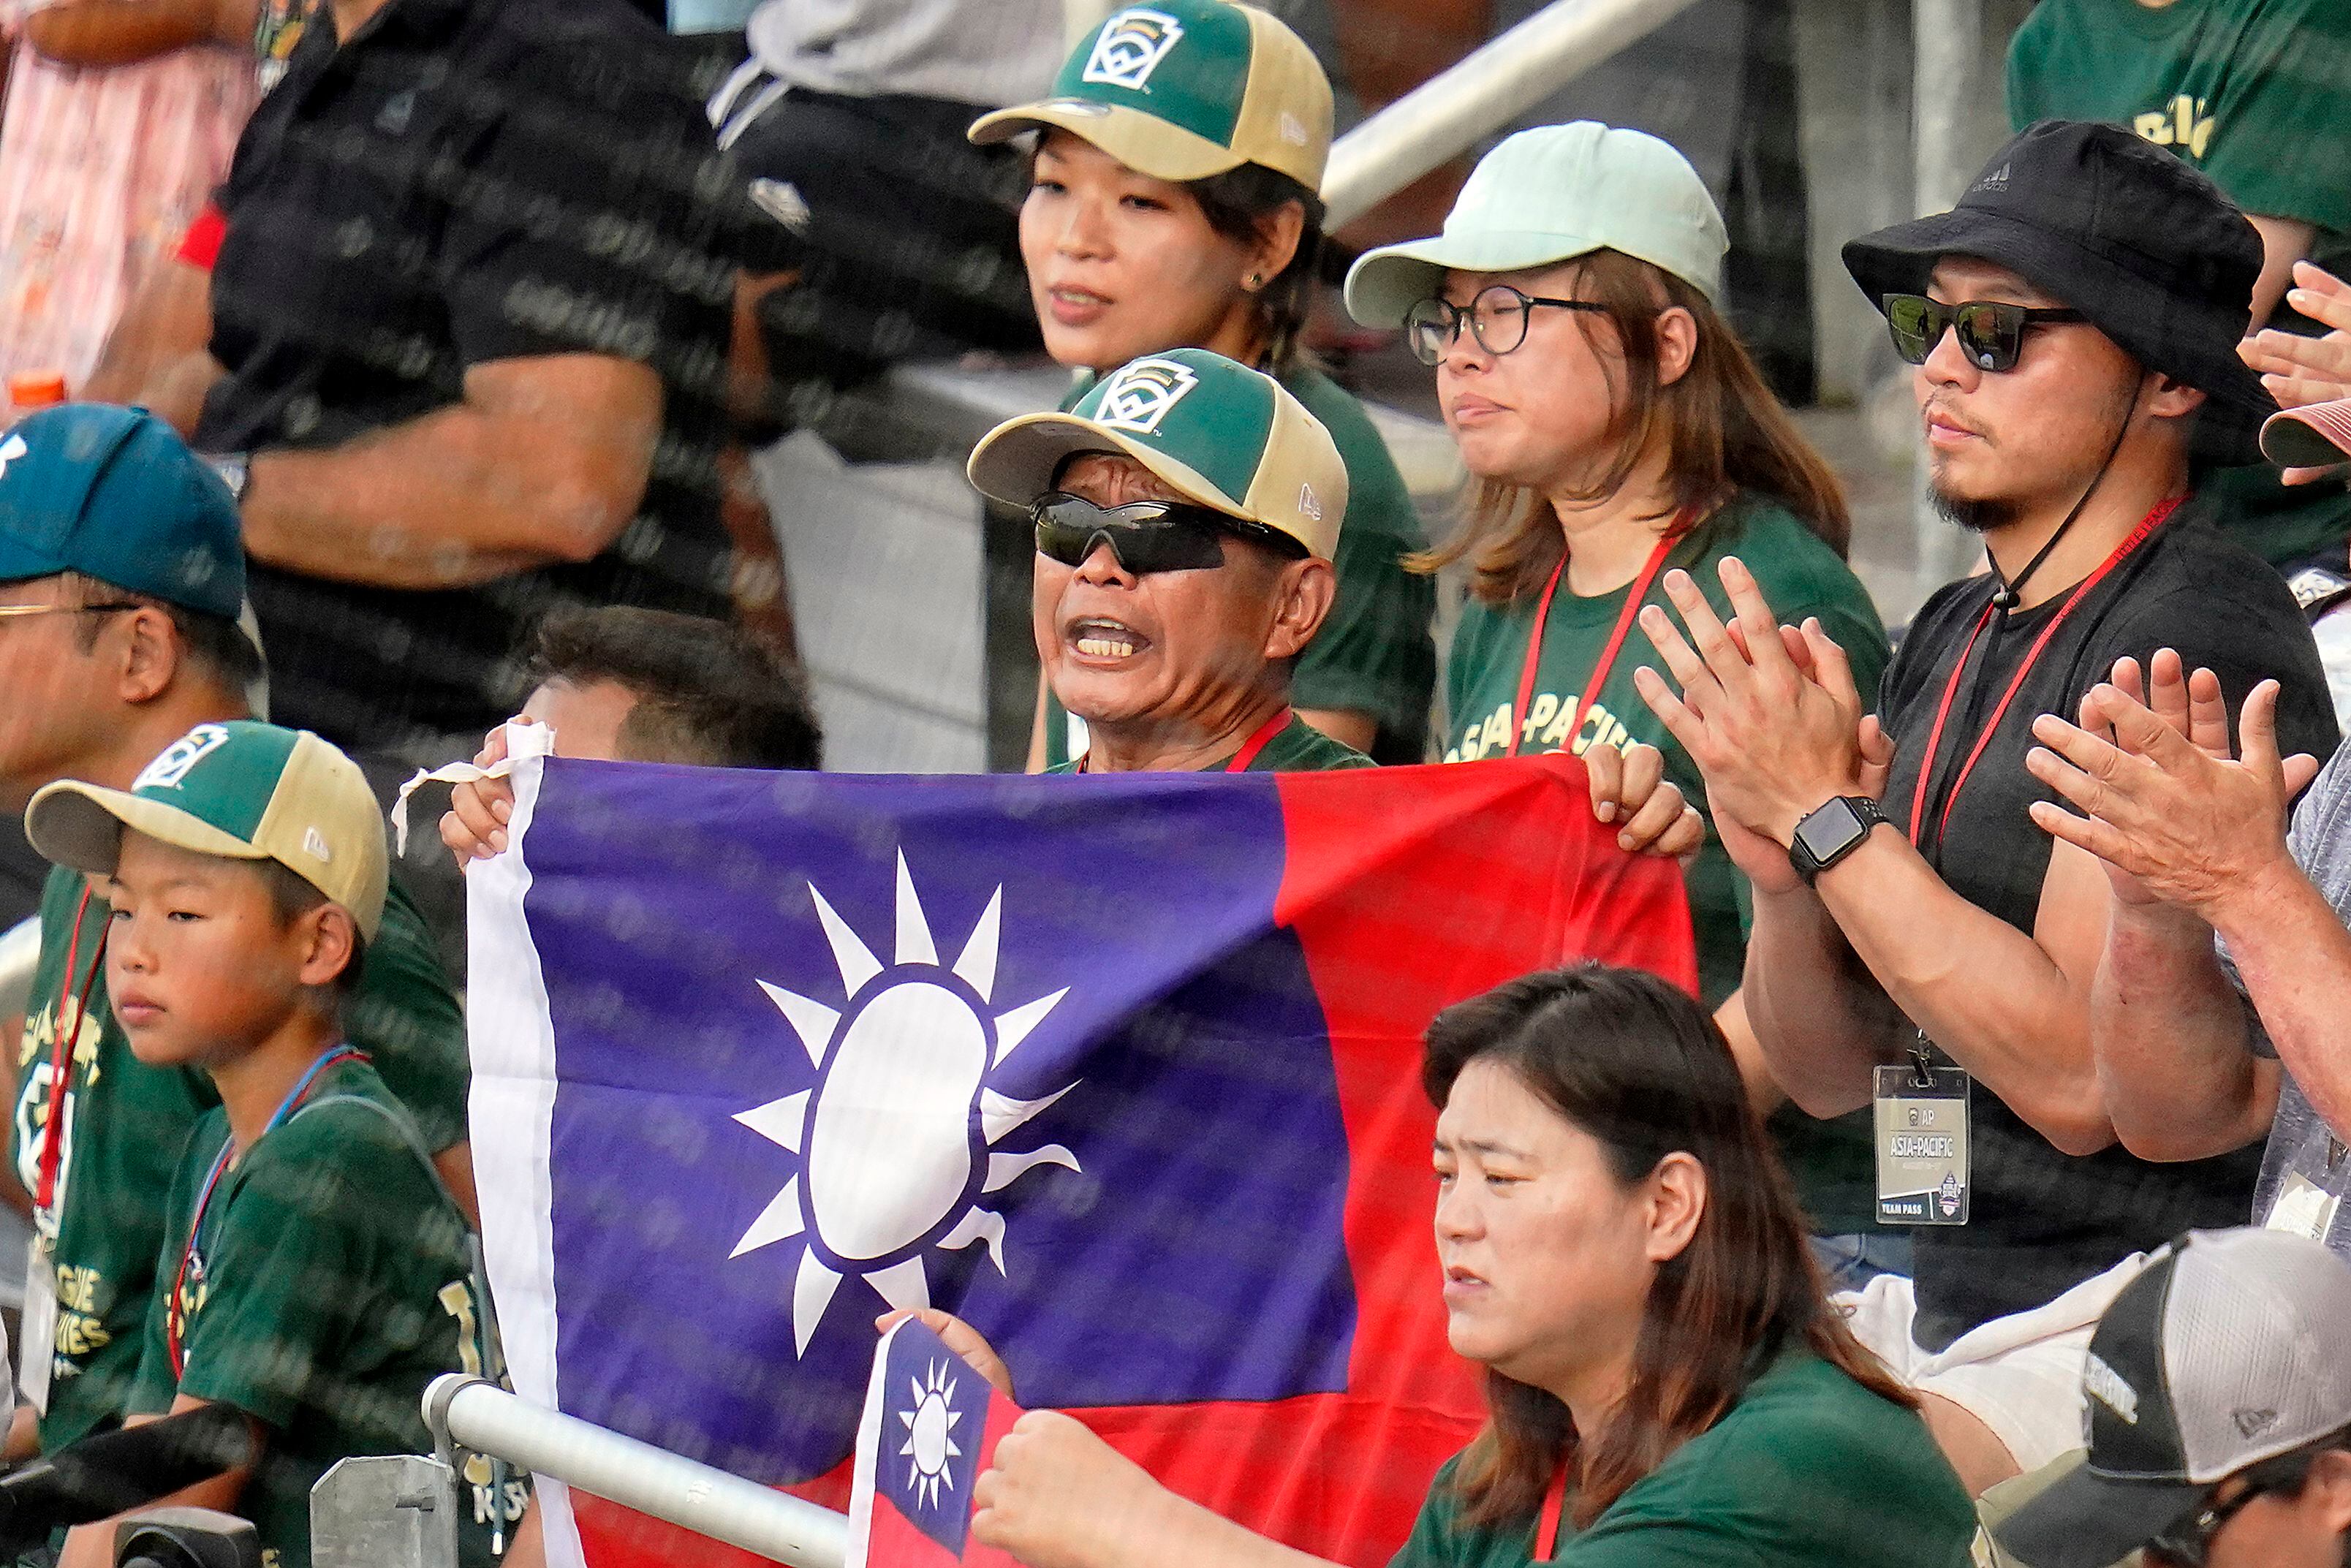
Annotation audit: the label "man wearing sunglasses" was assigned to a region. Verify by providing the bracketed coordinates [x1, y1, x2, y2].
[966, 347, 1368, 775]
[1633, 119, 2337, 1497]
[1983, 1227, 2351, 1568]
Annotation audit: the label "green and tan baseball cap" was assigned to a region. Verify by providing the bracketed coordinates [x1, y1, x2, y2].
[968, 0, 1331, 192]
[27, 720, 390, 941]
[967, 346, 1347, 559]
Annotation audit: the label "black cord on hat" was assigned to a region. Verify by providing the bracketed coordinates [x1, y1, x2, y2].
[1988, 395, 2138, 610]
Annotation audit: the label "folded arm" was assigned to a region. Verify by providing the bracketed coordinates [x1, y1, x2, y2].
[241, 353, 662, 589]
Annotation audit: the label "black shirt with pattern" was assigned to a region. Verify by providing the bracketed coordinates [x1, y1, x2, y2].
[1877, 494, 2339, 1350]
[197, 0, 737, 751]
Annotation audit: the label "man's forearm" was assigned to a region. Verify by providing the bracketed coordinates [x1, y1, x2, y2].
[2093, 902, 2273, 1160]
[2210, 860, 2351, 1150]
[1742, 882, 1902, 1118]
[242, 400, 640, 589]
[1809, 828, 2113, 1153]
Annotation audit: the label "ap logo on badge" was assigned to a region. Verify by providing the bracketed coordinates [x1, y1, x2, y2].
[1095, 357, 1200, 435]
[1082, 8, 1186, 91]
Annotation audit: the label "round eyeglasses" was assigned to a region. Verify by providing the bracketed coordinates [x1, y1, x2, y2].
[1403, 285, 1607, 366]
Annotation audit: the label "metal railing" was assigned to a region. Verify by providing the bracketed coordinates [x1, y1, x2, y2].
[423, 1377, 849, 1568]
[1321, 0, 1708, 230]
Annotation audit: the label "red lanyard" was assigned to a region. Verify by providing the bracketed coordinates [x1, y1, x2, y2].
[36, 885, 107, 1217]
[1224, 707, 1292, 772]
[1907, 496, 2181, 857]
[167, 1045, 368, 1377]
[1509, 514, 1689, 759]
[1535, 1463, 1568, 1559]
[1072, 707, 1293, 773]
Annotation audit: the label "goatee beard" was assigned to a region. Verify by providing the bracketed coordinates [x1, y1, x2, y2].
[1928, 483, 2023, 535]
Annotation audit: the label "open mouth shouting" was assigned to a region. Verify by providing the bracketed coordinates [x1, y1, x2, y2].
[1066, 616, 1151, 663]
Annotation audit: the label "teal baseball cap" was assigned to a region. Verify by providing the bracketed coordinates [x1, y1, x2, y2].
[0, 404, 243, 619]
[968, 0, 1331, 192]
[966, 347, 1347, 559]
[1345, 121, 1729, 326]
[28, 721, 389, 941]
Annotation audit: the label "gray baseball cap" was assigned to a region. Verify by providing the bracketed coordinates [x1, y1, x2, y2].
[1992, 1228, 2351, 1568]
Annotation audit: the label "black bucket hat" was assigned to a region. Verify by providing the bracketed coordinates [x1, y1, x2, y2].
[1842, 119, 2274, 463]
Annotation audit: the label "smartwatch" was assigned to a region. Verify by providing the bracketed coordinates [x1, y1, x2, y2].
[1790, 795, 1889, 885]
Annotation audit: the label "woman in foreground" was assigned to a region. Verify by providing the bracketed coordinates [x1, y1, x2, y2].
[896, 964, 1976, 1567]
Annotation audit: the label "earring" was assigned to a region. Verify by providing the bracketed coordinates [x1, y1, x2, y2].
[1244, 272, 1264, 291]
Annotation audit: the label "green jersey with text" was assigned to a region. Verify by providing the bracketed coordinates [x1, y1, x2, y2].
[129, 1057, 506, 1568]
[1443, 496, 1890, 1233]
[10, 865, 469, 1452]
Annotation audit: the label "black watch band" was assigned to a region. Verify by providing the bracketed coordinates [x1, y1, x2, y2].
[1789, 795, 1888, 885]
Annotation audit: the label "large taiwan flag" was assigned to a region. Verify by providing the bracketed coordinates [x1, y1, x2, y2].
[466, 724, 1695, 1568]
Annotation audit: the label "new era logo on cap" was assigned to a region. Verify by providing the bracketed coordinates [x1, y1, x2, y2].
[1082, 7, 1186, 90]
[2083, 1351, 2140, 1425]
[133, 724, 232, 793]
[1298, 482, 1322, 522]
[1095, 357, 1200, 435]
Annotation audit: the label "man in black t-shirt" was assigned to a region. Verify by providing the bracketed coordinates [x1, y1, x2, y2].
[155, 0, 740, 764]
[1634, 121, 2338, 1496]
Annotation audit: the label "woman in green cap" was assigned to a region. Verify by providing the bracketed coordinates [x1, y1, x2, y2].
[969, 0, 1435, 767]
[1344, 121, 1898, 1287]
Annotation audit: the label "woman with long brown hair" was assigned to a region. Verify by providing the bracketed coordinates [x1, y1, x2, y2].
[1344, 123, 1896, 1287]
[887, 964, 1975, 1568]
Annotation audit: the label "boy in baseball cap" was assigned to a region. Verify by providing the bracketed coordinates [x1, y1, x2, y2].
[967, 346, 1366, 773]
[1988, 1228, 2351, 1568]
[23, 721, 503, 1568]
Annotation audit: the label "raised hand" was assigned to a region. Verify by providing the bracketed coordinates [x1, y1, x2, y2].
[1633, 558, 1867, 853]
[2024, 666, 2320, 920]
[1581, 740, 1705, 860]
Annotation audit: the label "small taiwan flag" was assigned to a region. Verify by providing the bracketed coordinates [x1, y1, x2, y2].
[848, 1318, 1023, 1568]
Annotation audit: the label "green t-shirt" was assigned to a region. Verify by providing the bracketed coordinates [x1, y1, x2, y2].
[1442, 496, 1890, 1233]
[1041, 366, 1437, 768]
[10, 865, 470, 1453]
[128, 1057, 504, 1568]
[1392, 1354, 1975, 1568]
[1045, 713, 1374, 773]
[2007, 0, 2351, 567]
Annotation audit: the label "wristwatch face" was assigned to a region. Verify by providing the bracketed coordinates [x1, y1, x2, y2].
[1794, 798, 1866, 863]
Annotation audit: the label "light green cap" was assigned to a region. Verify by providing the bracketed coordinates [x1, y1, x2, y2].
[1345, 121, 1729, 325]
[27, 721, 390, 941]
[966, 347, 1347, 560]
[969, 0, 1331, 192]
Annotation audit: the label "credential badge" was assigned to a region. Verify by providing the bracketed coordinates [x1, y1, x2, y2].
[134, 724, 232, 792]
[1081, 9, 1186, 91]
[1095, 357, 1200, 435]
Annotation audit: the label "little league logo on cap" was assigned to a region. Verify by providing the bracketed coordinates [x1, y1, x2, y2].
[967, 0, 1331, 192]
[25, 720, 391, 942]
[1094, 357, 1201, 435]
[1082, 7, 1186, 90]
[964, 346, 1348, 561]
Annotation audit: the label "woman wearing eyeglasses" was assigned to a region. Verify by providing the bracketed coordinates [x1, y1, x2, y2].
[1343, 122, 1896, 1286]
[971, 0, 1436, 769]
[886, 965, 1977, 1568]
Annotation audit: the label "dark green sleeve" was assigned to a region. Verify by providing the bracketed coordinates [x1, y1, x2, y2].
[168, 1124, 421, 1428]
[348, 879, 471, 1154]
[1295, 496, 1436, 746]
[1388, 1461, 1488, 1568]
[2199, 0, 2351, 232]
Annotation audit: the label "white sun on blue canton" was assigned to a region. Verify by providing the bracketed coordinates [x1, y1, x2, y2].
[732, 852, 1081, 1355]
[900, 1357, 964, 1510]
